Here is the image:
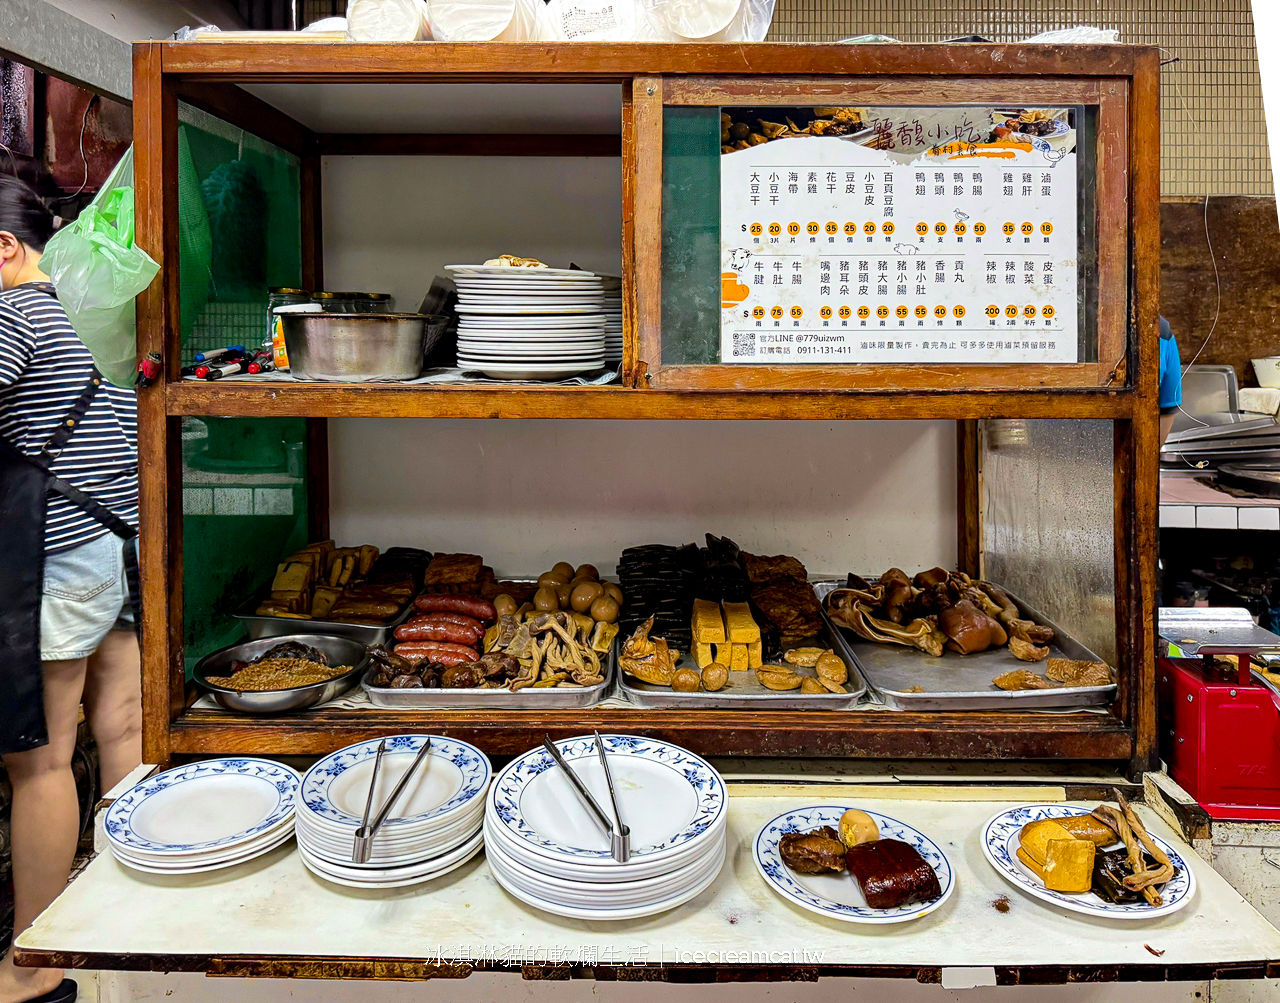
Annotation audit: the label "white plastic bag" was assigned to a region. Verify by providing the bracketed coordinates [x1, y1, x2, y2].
[1022, 26, 1119, 44]
[425, 0, 539, 40]
[544, 0, 644, 40]
[640, 0, 774, 40]
[347, 0, 430, 41]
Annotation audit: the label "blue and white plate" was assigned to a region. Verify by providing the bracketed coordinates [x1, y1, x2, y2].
[105, 758, 299, 856]
[488, 837, 725, 921]
[487, 734, 726, 869]
[982, 804, 1196, 920]
[298, 735, 491, 831]
[754, 806, 954, 924]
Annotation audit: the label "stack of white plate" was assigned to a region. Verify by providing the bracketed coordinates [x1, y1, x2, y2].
[105, 758, 299, 874]
[484, 734, 728, 919]
[295, 735, 491, 889]
[602, 278, 622, 364]
[447, 264, 608, 380]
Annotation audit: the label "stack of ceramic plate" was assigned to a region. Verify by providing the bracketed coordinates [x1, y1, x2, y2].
[104, 758, 299, 874]
[446, 264, 607, 380]
[295, 735, 491, 889]
[602, 277, 622, 364]
[483, 734, 727, 919]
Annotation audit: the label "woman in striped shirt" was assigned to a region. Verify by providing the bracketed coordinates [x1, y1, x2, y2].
[0, 175, 140, 1003]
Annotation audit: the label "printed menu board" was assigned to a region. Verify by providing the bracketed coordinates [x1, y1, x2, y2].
[719, 107, 1079, 365]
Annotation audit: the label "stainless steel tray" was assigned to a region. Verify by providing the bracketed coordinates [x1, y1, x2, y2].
[821, 579, 1116, 711]
[1158, 607, 1280, 656]
[233, 591, 417, 646]
[620, 586, 867, 710]
[363, 642, 616, 709]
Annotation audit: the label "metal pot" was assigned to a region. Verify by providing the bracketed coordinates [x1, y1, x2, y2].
[280, 312, 446, 381]
[193, 634, 369, 714]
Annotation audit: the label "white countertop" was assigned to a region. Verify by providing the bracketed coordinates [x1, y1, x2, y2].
[18, 791, 1280, 975]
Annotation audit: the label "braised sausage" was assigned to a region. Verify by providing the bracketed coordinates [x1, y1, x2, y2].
[418, 611, 485, 633]
[394, 614, 484, 645]
[413, 594, 497, 622]
[393, 640, 477, 665]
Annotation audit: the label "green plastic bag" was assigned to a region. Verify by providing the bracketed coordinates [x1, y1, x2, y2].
[41, 148, 160, 388]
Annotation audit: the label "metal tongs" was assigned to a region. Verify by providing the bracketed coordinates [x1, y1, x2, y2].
[352, 737, 432, 864]
[542, 731, 630, 862]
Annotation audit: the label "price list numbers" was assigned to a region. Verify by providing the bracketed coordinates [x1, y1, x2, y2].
[721, 126, 1079, 365]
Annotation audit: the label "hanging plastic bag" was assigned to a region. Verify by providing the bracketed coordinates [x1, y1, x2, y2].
[40, 147, 160, 388]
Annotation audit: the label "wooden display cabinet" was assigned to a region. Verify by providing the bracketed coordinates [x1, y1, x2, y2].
[131, 41, 1160, 776]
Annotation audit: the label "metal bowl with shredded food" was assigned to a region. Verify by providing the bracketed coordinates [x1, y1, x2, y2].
[194, 634, 369, 713]
[202, 657, 349, 691]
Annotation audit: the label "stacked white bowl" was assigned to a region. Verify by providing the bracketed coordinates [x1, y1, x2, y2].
[295, 735, 490, 888]
[105, 759, 299, 875]
[447, 264, 608, 380]
[484, 734, 728, 919]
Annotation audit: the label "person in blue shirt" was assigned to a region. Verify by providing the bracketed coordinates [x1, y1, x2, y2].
[1159, 316, 1183, 445]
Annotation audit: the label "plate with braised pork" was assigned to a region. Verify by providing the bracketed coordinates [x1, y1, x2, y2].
[754, 805, 954, 924]
[982, 791, 1195, 920]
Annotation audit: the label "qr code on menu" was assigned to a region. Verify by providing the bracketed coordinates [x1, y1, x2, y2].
[732, 332, 756, 358]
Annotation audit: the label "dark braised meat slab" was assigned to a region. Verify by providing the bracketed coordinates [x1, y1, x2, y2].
[843, 838, 942, 909]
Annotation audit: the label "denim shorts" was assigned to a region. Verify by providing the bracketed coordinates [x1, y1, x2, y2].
[40, 531, 135, 662]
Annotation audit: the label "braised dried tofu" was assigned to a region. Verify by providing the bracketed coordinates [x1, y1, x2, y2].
[310, 586, 342, 618]
[1043, 837, 1095, 893]
[1016, 846, 1046, 880]
[722, 601, 761, 643]
[693, 641, 715, 668]
[747, 639, 763, 669]
[272, 561, 313, 594]
[424, 553, 484, 585]
[1019, 819, 1076, 865]
[692, 598, 727, 644]
[730, 642, 749, 672]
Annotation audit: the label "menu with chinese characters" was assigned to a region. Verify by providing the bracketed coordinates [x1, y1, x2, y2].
[718, 107, 1079, 365]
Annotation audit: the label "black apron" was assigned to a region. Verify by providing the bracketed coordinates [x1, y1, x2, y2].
[0, 281, 140, 755]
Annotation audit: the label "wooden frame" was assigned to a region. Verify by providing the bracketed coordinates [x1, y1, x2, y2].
[130, 42, 1160, 777]
[636, 76, 1129, 392]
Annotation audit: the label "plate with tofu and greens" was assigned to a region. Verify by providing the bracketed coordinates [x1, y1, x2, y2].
[982, 793, 1195, 920]
[617, 596, 867, 710]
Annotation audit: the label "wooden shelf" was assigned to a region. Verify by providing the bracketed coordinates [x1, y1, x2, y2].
[133, 41, 1163, 773]
[164, 380, 1135, 421]
[168, 706, 1135, 760]
[160, 41, 1149, 81]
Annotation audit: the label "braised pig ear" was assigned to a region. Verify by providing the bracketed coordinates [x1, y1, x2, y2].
[985, 615, 1008, 647]
[880, 568, 912, 589]
[882, 580, 915, 623]
[977, 581, 1021, 623]
[912, 567, 950, 589]
[939, 599, 996, 654]
[1008, 618, 1055, 646]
